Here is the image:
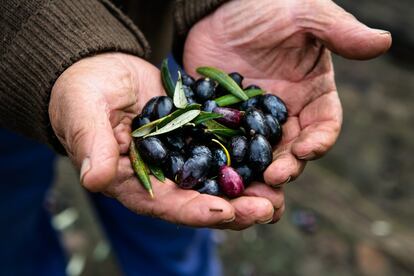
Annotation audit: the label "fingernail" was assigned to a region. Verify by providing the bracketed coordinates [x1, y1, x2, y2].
[271, 176, 291, 189]
[80, 157, 91, 184]
[373, 28, 391, 36]
[221, 216, 236, 224]
[257, 217, 274, 225]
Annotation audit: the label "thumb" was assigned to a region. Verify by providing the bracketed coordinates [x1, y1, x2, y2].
[303, 1, 392, 60]
[72, 102, 119, 192]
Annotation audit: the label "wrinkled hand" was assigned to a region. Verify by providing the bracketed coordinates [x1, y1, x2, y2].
[49, 53, 277, 230]
[184, 0, 392, 223]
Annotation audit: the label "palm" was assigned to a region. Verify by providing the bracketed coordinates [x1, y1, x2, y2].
[184, 16, 342, 185]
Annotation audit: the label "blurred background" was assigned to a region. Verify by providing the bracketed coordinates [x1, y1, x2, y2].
[45, 1, 414, 275]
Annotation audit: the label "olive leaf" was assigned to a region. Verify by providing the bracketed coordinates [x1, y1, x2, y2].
[197, 67, 249, 101]
[173, 71, 188, 109]
[132, 104, 200, 138]
[211, 139, 231, 166]
[148, 164, 165, 182]
[203, 120, 243, 137]
[129, 140, 154, 198]
[145, 110, 201, 137]
[161, 59, 175, 98]
[193, 111, 223, 125]
[215, 89, 264, 107]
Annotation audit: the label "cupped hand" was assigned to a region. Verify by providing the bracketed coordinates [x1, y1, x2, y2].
[49, 53, 276, 229]
[184, 0, 391, 221]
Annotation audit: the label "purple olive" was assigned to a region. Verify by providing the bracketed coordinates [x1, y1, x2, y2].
[243, 108, 269, 137]
[131, 115, 150, 130]
[260, 94, 288, 124]
[163, 134, 186, 152]
[264, 114, 282, 146]
[165, 152, 185, 180]
[247, 134, 272, 173]
[213, 107, 244, 128]
[218, 166, 245, 198]
[197, 179, 221, 196]
[137, 137, 168, 165]
[203, 100, 218, 112]
[229, 136, 247, 163]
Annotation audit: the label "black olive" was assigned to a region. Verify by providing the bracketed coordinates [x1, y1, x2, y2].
[264, 114, 282, 146]
[194, 78, 216, 101]
[229, 136, 247, 163]
[153, 96, 174, 120]
[186, 97, 197, 104]
[196, 179, 220, 196]
[235, 164, 254, 186]
[203, 100, 218, 112]
[183, 85, 195, 98]
[165, 152, 185, 180]
[211, 148, 228, 171]
[240, 96, 262, 111]
[137, 137, 168, 165]
[162, 134, 186, 152]
[243, 108, 269, 137]
[131, 115, 150, 130]
[228, 72, 244, 88]
[141, 96, 160, 118]
[260, 94, 288, 124]
[190, 145, 212, 158]
[177, 149, 212, 189]
[213, 107, 244, 128]
[182, 73, 195, 87]
[245, 84, 261, 90]
[247, 134, 272, 173]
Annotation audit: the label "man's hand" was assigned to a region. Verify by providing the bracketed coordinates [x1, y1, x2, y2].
[49, 53, 277, 229]
[184, 0, 391, 221]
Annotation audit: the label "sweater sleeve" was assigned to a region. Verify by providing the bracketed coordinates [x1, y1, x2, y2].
[173, 0, 229, 64]
[0, 0, 150, 153]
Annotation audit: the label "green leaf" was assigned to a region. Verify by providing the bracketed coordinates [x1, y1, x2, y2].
[145, 110, 201, 137]
[131, 104, 201, 138]
[131, 117, 164, 138]
[203, 120, 243, 137]
[215, 89, 265, 107]
[173, 71, 188, 109]
[161, 59, 175, 98]
[197, 67, 249, 101]
[193, 111, 223, 125]
[157, 104, 201, 128]
[148, 164, 165, 182]
[129, 140, 154, 198]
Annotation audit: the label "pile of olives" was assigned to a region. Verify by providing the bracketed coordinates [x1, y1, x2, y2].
[131, 69, 287, 198]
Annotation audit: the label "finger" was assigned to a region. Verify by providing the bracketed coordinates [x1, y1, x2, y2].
[301, 0, 391, 59]
[269, 201, 285, 224]
[292, 91, 342, 160]
[217, 196, 275, 230]
[264, 117, 306, 186]
[109, 157, 236, 227]
[244, 182, 285, 210]
[66, 97, 119, 192]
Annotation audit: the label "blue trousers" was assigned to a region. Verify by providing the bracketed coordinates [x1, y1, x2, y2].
[0, 129, 220, 276]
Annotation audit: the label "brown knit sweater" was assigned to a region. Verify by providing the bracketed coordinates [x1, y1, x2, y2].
[0, 0, 227, 152]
